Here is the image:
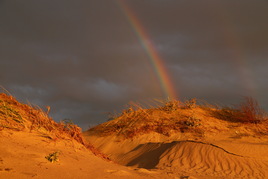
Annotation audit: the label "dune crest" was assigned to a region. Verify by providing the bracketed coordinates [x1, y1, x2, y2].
[85, 99, 268, 179]
[0, 93, 176, 178]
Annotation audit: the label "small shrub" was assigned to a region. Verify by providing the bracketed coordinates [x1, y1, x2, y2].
[211, 97, 264, 123]
[122, 107, 134, 114]
[211, 107, 241, 122]
[162, 99, 179, 112]
[45, 151, 60, 163]
[238, 97, 263, 123]
[58, 119, 86, 145]
[183, 98, 197, 109]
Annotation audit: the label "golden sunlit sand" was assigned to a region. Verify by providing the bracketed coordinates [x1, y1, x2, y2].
[1, 93, 268, 179]
[0, 93, 171, 179]
[84, 99, 268, 179]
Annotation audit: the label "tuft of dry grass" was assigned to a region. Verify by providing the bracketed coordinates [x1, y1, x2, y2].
[45, 151, 60, 163]
[88, 97, 268, 139]
[160, 99, 180, 112]
[238, 97, 264, 123]
[0, 93, 84, 143]
[210, 97, 265, 124]
[182, 98, 197, 109]
[89, 98, 205, 138]
[0, 93, 109, 160]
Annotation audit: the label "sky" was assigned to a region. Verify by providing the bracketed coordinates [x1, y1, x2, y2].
[1, 0, 268, 130]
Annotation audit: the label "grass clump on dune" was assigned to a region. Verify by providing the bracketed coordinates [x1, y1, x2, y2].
[210, 97, 265, 124]
[45, 151, 60, 163]
[0, 93, 84, 144]
[0, 93, 109, 160]
[88, 97, 268, 139]
[88, 98, 205, 138]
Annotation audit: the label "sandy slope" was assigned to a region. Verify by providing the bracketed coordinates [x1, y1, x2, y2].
[1, 93, 182, 179]
[83, 100, 268, 179]
[2, 93, 268, 178]
[84, 132, 268, 179]
[0, 130, 178, 179]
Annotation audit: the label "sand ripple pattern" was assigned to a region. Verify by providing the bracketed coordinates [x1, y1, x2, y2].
[124, 141, 268, 179]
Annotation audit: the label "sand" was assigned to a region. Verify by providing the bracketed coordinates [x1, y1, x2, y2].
[82, 99, 268, 179]
[0, 93, 178, 179]
[0, 129, 178, 179]
[2, 93, 268, 179]
[84, 131, 268, 179]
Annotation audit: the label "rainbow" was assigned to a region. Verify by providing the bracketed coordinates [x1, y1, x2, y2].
[116, 0, 177, 100]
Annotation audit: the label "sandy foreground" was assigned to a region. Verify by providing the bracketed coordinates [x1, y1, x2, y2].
[84, 131, 268, 179]
[0, 129, 180, 179]
[0, 93, 178, 179]
[1, 129, 268, 179]
[82, 99, 268, 179]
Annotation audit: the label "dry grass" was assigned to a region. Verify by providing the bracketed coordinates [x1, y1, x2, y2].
[89, 97, 268, 139]
[0, 93, 84, 143]
[0, 93, 109, 160]
[209, 97, 265, 124]
[89, 98, 204, 138]
[45, 151, 60, 163]
[2, 91, 267, 149]
[239, 97, 264, 123]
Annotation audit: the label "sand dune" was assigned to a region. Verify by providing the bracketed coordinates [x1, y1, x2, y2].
[84, 134, 268, 179]
[0, 93, 178, 178]
[125, 141, 268, 178]
[85, 136, 268, 178]
[84, 99, 268, 179]
[0, 130, 178, 179]
[211, 141, 268, 160]
[2, 93, 268, 178]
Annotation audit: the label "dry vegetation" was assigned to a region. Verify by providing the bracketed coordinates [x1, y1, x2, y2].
[211, 97, 265, 124]
[0, 93, 108, 159]
[89, 97, 268, 138]
[1, 91, 267, 150]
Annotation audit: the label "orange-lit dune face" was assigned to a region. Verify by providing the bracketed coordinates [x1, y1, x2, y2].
[1, 93, 268, 179]
[1, 129, 176, 179]
[0, 93, 174, 179]
[84, 98, 268, 179]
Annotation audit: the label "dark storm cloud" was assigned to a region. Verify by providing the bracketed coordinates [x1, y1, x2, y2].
[1, 0, 268, 130]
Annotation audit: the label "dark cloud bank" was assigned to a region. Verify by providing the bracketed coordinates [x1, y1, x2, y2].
[1, 0, 268, 130]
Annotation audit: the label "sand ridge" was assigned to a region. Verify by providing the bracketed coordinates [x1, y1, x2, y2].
[2, 93, 268, 178]
[0, 93, 181, 178]
[0, 130, 180, 179]
[84, 131, 268, 179]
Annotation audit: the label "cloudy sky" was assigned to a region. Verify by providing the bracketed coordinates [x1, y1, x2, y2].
[1, 0, 268, 130]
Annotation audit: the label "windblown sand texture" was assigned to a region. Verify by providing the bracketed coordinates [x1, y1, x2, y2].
[1, 93, 268, 178]
[84, 100, 268, 179]
[0, 93, 174, 179]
